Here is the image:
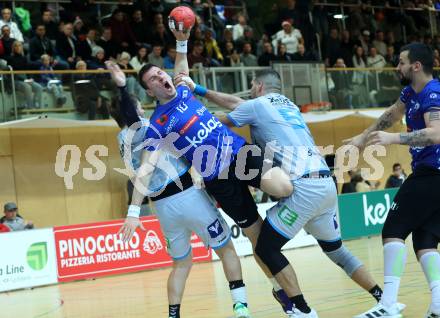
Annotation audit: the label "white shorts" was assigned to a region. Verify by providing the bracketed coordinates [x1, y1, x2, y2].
[154, 186, 231, 260]
[266, 177, 341, 243]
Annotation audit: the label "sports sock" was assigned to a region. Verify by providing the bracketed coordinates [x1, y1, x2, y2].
[229, 280, 248, 307]
[169, 304, 180, 318]
[289, 294, 311, 313]
[368, 284, 383, 302]
[420, 252, 440, 314]
[381, 241, 407, 307]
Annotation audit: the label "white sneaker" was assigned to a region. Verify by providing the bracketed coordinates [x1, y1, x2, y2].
[353, 302, 404, 318]
[287, 308, 319, 318]
[425, 309, 440, 318]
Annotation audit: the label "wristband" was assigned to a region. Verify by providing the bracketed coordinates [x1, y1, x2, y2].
[194, 84, 207, 97]
[127, 205, 141, 218]
[176, 40, 188, 53]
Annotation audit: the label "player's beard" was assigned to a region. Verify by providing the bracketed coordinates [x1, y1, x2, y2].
[399, 70, 412, 86]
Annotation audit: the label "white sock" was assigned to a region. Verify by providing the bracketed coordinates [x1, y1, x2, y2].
[230, 286, 247, 305]
[270, 277, 282, 292]
[381, 241, 407, 307]
[420, 251, 440, 314]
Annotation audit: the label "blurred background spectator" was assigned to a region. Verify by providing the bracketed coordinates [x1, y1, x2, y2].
[0, 202, 34, 231]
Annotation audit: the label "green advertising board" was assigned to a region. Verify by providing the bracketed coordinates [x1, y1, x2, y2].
[338, 188, 399, 240]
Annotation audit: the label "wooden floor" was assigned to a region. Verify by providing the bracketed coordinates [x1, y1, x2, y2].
[0, 236, 433, 318]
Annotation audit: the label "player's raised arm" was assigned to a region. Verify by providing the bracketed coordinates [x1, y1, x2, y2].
[168, 7, 193, 77]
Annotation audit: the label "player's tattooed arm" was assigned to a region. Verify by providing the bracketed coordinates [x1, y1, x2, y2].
[399, 109, 440, 146]
[366, 99, 406, 134]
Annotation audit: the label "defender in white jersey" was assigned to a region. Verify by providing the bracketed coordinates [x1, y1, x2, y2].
[107, 62, 251, 318]
[176, 69, 387, 317]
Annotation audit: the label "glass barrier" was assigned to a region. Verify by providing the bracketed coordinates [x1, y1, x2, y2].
[1, 65, 438, 123]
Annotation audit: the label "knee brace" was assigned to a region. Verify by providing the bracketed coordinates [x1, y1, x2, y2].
[255, 238, 289, 276]
[318, 239, 362, 277]
[255, 220, 290, 276]
[412, 229, 440, 253]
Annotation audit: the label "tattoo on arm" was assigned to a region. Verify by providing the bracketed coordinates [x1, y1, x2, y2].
[399, 130, 435, 147]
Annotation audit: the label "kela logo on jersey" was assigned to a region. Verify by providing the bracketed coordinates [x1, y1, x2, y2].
[207, 219, 224, 238]
[156, 114, 169, 126]
[363, 193, 391, 226]
[185, 117, 223, 148]
[143, 230, 164, 254]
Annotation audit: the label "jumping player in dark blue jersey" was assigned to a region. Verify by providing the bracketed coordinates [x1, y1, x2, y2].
[121, 22, 295, 315]
[345, 43, 440, 318]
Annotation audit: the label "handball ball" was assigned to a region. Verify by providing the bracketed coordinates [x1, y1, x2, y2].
[168, 6, 195, 31]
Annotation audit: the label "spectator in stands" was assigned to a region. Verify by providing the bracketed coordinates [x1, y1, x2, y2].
[204, 28, 223, 66]
[340, 30, 357, 67]
[151, 23, 173, 49]
[258, 42, 276, 66]
[77, 28, 98, 61]
[72, 60, 109, 120]
[352, 46, 369, 107]
[240, 42, 258, 66]
[223, 42, 241, 67]
[0, 202, 33, 231]
[385, 163, 405, 188]
[56, 22, 79, 69]
[1, 25, 16, 57]
[110, 9, 136, 53]
[256, 33, 271, 57]
[359, 29, 371, 54]
[131, 9, 149, 47]
[147, 44, 164, 68]
[434, 57, 440, 79]
[324, 28, 341, 67]
[73, 16, 87, 41]
[8, 41, 43, 109]
[331, 58, 352, 109]
[352, 172, 372, 193]
[385, 45, 398, 66]
[119, 51, 147, 102]
[39, 54, 66, 107]
[276, 43, 292, 61]
[87, 46, 113, 90]
[278, 0, 301, 27]
[291, 43, 316, 61]
[163, 45, 176, 69]
[96, 27, 120, 60]
[220, 28, 234, 52]
[130, 45, 149, 72]
[0, 8, 23, 42]
[232, 12, 247, 41]
[372, 30, 387, 56]
[235, 26, 257, 54]
[272, 19, 303, 55]
[40, 10, 58, 41]
[29, 24, 55, 62]
[188, 41, 208, 67]
[367, 46, 386, 68]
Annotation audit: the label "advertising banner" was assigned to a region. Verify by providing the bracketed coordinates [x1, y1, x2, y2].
[0, 228, 58, 292]
[338, 188, 399, 240]
[54, 216, 211, 282]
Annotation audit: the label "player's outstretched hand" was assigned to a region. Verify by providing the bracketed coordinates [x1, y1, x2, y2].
[118, 216, 146, 242]
[168, 20, 191, 41]
[174, 72, 195, 90]
[105, 60, 126, 87]
[366, 131, 397, 146]
[342, 133, 368, 150]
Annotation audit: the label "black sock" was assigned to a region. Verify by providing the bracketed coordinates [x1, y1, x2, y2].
[369, 285, 383, 302]
[169, 304, 180, 318]
[229, 280, 245, 290]
[290, 294, 311, 313]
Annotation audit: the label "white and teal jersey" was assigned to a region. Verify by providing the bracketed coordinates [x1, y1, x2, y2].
[117, 118, 190, 193]
[227, 93, 329, 180]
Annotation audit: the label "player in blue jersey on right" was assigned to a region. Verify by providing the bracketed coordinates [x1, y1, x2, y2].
[345, 43, 440, 318]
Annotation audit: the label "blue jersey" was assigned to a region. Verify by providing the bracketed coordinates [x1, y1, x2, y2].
[400, 79, 440, 171]
[144, 86, 246, 180]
